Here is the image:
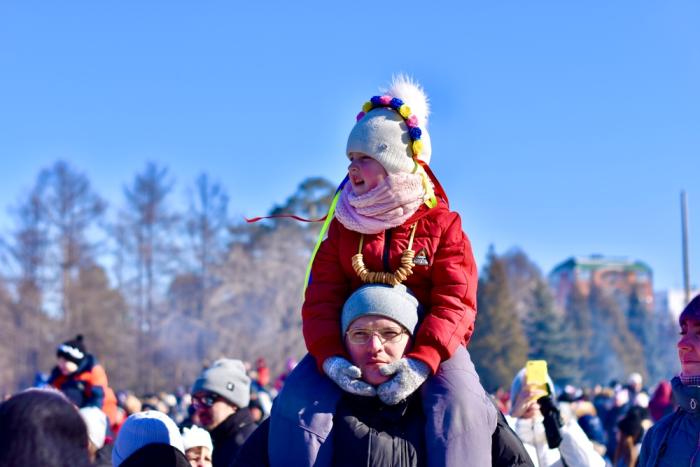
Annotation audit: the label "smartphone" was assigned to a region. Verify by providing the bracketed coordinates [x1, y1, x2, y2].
[525, 360, 549, 394]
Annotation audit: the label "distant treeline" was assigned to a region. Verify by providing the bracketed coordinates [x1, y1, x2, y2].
[0, 160, 679, 395]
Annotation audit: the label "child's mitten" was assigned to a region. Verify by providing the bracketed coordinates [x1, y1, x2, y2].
[323, 356, 377, 397]
[377, 358, 430, 405]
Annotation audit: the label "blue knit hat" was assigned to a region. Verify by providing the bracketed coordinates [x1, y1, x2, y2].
[341, 284, 423, 335]
[112, 410, 184, 466]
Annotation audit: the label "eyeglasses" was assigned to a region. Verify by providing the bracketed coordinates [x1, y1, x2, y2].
[192, 392, 220, 409]
[345, 327, 407, 345]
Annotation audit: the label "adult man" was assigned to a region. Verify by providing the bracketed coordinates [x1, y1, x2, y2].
[191, 358, 257, 467]
[235, 284, 520, 467]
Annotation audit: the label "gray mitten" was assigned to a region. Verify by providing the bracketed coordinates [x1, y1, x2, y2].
[322, 356, 376, 397]
[377, 358, 430, 405]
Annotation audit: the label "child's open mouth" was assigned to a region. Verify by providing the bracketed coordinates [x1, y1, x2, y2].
[350, 176, 364, 186]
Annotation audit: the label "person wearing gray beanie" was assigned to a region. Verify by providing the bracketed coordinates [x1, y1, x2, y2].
[340, 283, 423, 337]
[325, 284, 427, 401]
[191, 359, 251, 410]
[191, 358, 257, 467]
[269, 76, 496, 467]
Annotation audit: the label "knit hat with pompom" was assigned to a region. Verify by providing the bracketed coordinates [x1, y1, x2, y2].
[346, 75, 432, 174]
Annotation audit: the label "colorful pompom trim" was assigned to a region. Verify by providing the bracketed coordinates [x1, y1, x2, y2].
[355, 94, 425, 159]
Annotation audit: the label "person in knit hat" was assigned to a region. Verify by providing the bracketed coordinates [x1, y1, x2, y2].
[112, 410, 189, 467]
[182, 425, 214, 467]
[47, 334, 119, 427]
[236, 284, 430, 467]
[190, 358, 257, 467]
[270, 76, 495, 467]
[79, 406, 113, 466]
[639, 294, 700, 466]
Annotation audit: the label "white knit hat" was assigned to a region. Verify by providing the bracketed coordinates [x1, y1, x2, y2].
[79, 406, 108, 450]
[112, 410, 185, 466]
[182, 425, 214, 453]
[346, 75, 432, 174]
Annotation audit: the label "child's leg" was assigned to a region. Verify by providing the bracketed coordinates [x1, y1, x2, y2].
[268, 353, 341, 467]
[421, 346, 498, 467]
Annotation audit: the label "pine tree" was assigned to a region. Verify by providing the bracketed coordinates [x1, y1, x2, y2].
[67, 265, 137, 390]
[525, 279, 580, 385]
[470, 247, 528, 392]
[627, 286, 655, 380]
[648, 311, 681, 382]
[565, 284, 594, 386]
[588, 286, 646, 384]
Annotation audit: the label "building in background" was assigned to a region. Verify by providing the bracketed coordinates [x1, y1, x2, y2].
[549, 255, 654, 309]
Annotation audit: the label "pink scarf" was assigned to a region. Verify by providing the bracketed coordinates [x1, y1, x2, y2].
[334, 172, 426, 234]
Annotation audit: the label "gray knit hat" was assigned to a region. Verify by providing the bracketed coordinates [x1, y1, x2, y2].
[191, 358, 251, 409]
[341, 284, 423, 336]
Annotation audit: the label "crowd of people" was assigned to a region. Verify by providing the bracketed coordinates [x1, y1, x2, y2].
[2, 76, 699, 467]
[1, 294, 697, 466]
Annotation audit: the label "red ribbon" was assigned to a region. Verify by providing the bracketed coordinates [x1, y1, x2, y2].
[245, 213, 328, 224]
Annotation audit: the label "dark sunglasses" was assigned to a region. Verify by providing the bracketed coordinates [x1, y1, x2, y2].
[192, 392, 221, 409]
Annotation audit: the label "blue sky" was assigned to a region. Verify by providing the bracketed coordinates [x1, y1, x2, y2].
[1, 1, 698, 291]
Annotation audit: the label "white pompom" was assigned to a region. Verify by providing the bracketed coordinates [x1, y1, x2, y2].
[382, 74, 430, 127]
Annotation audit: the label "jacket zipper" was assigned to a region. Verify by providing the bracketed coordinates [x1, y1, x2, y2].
[690, 432, 700, 466]
[383, 229, 392, 272]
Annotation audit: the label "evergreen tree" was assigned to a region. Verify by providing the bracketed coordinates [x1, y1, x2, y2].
[470, 247, 528, 392]
[67, 265, 137, 390]
[588, 286, 646, 384]
[525, 278, 580, 385]
[627, 286, 655, 379]
[648, 310, 681, 383]
[565, 284, 594, 386]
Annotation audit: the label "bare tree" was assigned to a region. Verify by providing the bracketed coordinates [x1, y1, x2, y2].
[203, 177, 336, 376]
[121, 162, 179, 390]
[4, 186, 53, 388]
[0, 277, 21, 394]
[184, 173, 229, 318]
[19, 161, 106, 329]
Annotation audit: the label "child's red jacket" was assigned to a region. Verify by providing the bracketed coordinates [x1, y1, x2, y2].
[302, 199, 478, 374]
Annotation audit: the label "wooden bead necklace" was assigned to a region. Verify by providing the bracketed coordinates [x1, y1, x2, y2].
[352, 223, 418, 286]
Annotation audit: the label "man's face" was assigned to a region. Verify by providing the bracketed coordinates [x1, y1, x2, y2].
[344, 316, 411, 385]
[192, 391, 236, 430]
